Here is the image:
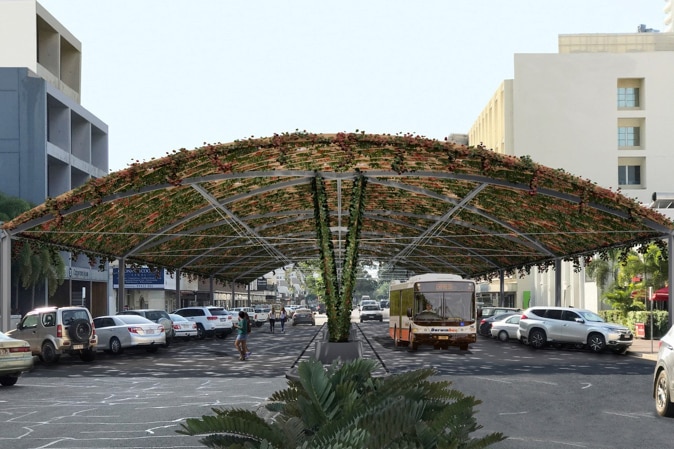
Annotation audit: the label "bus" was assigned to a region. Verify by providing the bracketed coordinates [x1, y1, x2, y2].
[389, 273, 477, 351]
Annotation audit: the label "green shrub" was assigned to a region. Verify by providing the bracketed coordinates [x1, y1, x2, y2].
[178, 357, 506, 449]
[599, 310, 669, 339]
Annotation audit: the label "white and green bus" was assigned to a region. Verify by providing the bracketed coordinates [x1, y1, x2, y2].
[389, 273, 477, 351]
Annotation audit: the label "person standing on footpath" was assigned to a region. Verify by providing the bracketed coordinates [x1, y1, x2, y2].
[234, 310, 250, 360]
[279, 306, 287, 333]
[269, 305, 277, 333]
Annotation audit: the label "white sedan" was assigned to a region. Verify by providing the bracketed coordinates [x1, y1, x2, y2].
[93, 315, 166, 355]
[490, 314, 521, 342]
[169, 313, 198, 340]
[0, 331, 34, 386]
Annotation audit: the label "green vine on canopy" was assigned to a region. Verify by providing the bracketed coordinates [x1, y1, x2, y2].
[311, 172, 368, 342]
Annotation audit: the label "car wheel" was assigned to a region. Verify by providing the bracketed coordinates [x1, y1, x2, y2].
[587, 333, 606, 353]
[379, 318, 383, 322]
[528, 329, 546, 349]
[109, 337, 123, 355]
[79, 348, 96, 362]
[68, 319, 92, 343]
[498, 330, 509, 342]
[196, 324, 206, 340]
[40, 341, 60, 364]
[656, 370, 674, 417]
[0, 375, 19, 386]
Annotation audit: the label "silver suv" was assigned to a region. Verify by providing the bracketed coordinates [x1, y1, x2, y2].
[518, 306, 633, 354]
[8, 306, 97, 363]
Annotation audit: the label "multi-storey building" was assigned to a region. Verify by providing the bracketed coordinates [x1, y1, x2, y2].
[468, 26, 674, 311]
[0, 0, 109, 315]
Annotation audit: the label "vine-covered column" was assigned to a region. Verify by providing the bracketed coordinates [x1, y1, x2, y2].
[337, 172, 367, 341]
[311, 174, 340, 340]
[311, 172, 367, 342]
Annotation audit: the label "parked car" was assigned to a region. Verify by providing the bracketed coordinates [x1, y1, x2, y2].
[7, 306, 97, 364]
[0, 331, 34, 386]
[654, 324, 674, 417]
[93, 315, 166, 354]
[173, 306, 232, 340]
[490, 314, 521, 342]
[292, 308, 315, 326]
[169, 313, 198, 340]
[478, 311, 519, 337]
[479, 306, 521, 319]
[230, 307, 258, 325]
[206, 307, 235, 336]
[254, 307, 271, 326]
[117, 309, 174, 346]
[360, 304, 383, 322]
[518, 306, 633, 353]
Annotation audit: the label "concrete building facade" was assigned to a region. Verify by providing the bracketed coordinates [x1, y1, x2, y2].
[0, 0, 110, 315]
[468, 29, 674, 311]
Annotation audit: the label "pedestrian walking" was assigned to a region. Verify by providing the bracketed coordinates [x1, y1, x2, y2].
[280, 306, 287, 333]
[269, 305, 277, 333]
[234, 311, 250, 360]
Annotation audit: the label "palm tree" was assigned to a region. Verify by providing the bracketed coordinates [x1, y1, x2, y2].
[178, 358, 505, 449]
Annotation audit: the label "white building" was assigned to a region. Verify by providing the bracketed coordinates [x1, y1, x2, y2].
[469, 26, 674, 311]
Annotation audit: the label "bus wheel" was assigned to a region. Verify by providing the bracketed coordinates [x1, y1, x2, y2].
[409, 326, 418, 351]
[393, 324, 400, 348]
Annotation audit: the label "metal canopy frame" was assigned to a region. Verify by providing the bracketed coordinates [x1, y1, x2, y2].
[2, 132, 672, 287]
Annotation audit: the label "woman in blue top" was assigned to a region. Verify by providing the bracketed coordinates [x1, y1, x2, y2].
[234, 311, 250, 360]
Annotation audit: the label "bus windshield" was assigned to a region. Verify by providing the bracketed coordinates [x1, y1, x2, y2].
[414, 291, 473, 321]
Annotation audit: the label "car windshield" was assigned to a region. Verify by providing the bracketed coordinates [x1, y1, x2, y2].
[208, 308, 228, 316]
[578, 311, 604, 322]
[363, 305, 380, 311]
[62, 309, 90, 324]
[117, 315, 153, 325]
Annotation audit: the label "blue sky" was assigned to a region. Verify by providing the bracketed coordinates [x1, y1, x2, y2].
[39, 0, 665, 172]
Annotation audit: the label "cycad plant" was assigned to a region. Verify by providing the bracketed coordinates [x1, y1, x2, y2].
[177, 357, 505, 449]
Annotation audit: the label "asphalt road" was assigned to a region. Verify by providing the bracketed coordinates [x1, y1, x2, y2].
[0, 312, 670, 449]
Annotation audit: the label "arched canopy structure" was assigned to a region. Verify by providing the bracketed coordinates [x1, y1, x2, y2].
[3, 132, 673, 285]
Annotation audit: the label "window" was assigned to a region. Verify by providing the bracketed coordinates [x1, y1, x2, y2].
[617, 87, 639, 108]
[617, 118, 644, 149]
[618, 126, 640, 147]
[618, 165, 641, 185]
[617, 78, 643, 109]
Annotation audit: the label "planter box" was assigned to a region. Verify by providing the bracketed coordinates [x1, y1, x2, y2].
[315, 340, 363, 364]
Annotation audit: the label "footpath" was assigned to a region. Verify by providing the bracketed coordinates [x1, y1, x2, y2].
[630, 337, 659, 361]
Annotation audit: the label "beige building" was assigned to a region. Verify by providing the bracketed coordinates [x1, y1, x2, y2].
[469, 29, 674, 311]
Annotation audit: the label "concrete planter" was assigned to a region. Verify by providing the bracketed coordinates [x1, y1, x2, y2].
[315, 339, 363, 364]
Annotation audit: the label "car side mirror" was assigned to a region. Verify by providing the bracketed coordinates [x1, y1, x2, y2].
[406, 308, 413, 318]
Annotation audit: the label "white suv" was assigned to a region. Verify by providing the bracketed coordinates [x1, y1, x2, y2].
[8, 306, 97, 364]
[174, 306, 233, 339]
[518, 306, 633, 354]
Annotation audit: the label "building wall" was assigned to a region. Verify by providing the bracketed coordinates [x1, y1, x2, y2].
[512, 50, 674, 205]
[0, 1, 109, 313]
[469, 32, 674, 311]
[468, 80, 513, 156]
